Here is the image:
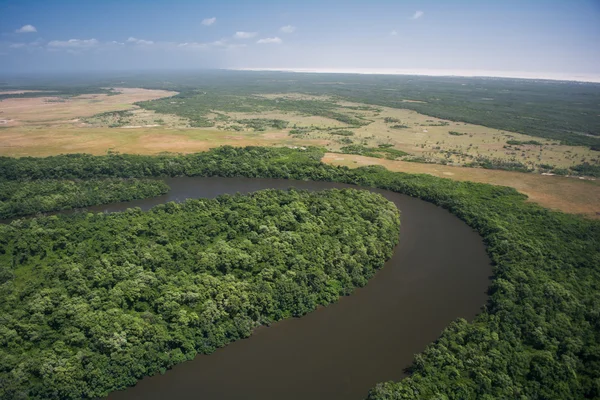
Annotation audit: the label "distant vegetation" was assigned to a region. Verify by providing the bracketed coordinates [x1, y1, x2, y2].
[570, 162, 600, 177]
[328, 129, 354, 136]
[0, 146, 598, 399]
[448, 131, 466, 136]
[83, 110, 134, 128]
[235, 118, 289, 131]
[0, 87, 116, 101]
[4, 71, 599, 146]
[506, 139, 543, 146]
[137, 92, 369, 128]
[340, 145, 409, 160]
[465, 157, 532, 173]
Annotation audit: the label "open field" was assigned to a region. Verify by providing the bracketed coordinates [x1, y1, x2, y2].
[0, 125, 325, 157]
[0, 88, 177, 126]
[134, 91, 599, 171]
[1, 86, 598, 218]
[323, 153, 600, 218]
[2, 89, 596, 172]
[252, 94, 598, 169]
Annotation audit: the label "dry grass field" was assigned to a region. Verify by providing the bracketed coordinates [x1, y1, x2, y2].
[323, 153, 600, 218]
[251, 94, 598, 169]
[1, 88, 597, 218]
[0, 124, 327, 157]
[0, 88, 177, 127]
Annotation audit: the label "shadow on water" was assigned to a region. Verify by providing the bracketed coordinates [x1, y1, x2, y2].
[75, 177, 491, 400]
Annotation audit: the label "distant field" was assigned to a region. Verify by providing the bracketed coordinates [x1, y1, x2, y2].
[1, 83, 598, 219]
[323, 153, 600, 218]
[1, 88, 597, 171]
[137, 91, 598, 171]
[0, 88, 176, 126]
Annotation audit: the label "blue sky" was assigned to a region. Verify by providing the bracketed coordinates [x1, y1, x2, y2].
[1, 0, 599, 77]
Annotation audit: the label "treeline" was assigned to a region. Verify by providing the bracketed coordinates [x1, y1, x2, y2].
[0, 188, 400, 399]
[0, 87, 114, 101]
[0, 178, 168, 219]
[0, 146, 599, 399]
[340, 145, 409, 160]
[235, 118, 289, 131]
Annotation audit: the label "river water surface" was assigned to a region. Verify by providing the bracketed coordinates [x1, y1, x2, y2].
[84, 177, 491, 400]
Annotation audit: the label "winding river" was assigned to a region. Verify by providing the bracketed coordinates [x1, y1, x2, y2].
[78, 177, 491, 400]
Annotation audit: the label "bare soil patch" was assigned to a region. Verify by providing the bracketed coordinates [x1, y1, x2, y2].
[0, 88, 177, 125]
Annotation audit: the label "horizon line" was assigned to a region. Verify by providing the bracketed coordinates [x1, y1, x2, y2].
[230, 67, 600, 84]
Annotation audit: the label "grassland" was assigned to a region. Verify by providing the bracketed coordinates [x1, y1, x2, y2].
[0, 88, 176, 127]
[3, 87, 595, 172]
[323, 153, 600, 218]
[1, 85, 598, 217]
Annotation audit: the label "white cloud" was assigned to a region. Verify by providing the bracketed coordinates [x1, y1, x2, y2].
[15, 24, 37, 33]
[410, 11, 424, 20]
[390, 30, 398, 36]
[127, 37, 154, 45]
[257, 37, 282, 44]
[202, 17, 216, 26]
[47, 38, 99, 48]
[9, 43, 26, 48]
[234, 31, 257, 39]
[176, 39, 236, 51]
[178, 42, 209, 50]
[280, 25, 296, 33]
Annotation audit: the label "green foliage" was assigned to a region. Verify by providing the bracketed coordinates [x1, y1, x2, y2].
[466, 157, 532, 173]
[340, 145, 409, 160]
[136, 92, 368, 128]
[0, 188, 399, 398]
[448, 131, 466, 136]
[507, 139, 543, 146]
[390, 124, 410, 129]
[0, 178, 169, 219]
[0, 146, 599, 399]
[235, 118, 289, 131]
[569, 163, 600, 177]
[384, 117, 401, 123]
[328, 129, 354, 136]
[0, 178, 168, 219]
[83, 110, 135, 128]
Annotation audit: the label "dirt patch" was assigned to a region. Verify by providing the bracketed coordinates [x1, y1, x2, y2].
[0, 88, 177, 125]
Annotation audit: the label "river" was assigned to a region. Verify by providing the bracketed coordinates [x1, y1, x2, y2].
[82, 177, 491, 400]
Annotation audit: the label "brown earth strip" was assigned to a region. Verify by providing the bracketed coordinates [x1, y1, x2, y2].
[323, 153, 600, 218]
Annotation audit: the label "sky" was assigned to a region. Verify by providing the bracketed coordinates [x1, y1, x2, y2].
[1, 0, 599, 80]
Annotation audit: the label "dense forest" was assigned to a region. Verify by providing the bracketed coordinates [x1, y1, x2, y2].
[3, 70, 598, 146]
[0, 187, 400, 398]
[0, 178, 168, 219]
[0, 146, 599, 399]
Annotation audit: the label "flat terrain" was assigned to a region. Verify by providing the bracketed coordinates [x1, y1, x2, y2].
[323, 153, 600, 218]
[0, 88, 177, 126]
[1, 87, 597, 218]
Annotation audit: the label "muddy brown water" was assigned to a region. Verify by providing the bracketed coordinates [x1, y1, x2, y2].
[59, 177, 491, 400]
